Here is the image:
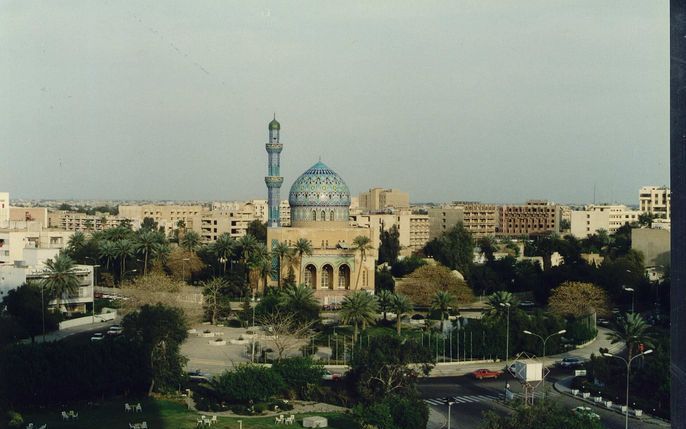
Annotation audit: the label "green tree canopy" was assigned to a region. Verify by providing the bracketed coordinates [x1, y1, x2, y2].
[422, 223, 474, 276]
[396, 264, 474, 307]
[378, 225, 400, 265]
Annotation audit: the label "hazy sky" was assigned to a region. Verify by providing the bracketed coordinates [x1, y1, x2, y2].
[0, 1, 669, 204]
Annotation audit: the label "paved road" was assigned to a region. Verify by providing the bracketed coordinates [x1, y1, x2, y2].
[419, 373, 667, 429]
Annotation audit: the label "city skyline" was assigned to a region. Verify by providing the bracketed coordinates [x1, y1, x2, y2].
[1, 1, 669, 203]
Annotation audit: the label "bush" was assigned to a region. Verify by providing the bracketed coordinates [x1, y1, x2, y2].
[272, 356, 325, 398]
[253, 403, 267, 413]
[226, 319, 242, 328]
[7, 410, 23, 428]
[353, 401, 395, 429]
[230, 404, 247, 414]
[213, 364, 284, 403]
[268, 399, 294, 411]
[388, 395, 429, 429]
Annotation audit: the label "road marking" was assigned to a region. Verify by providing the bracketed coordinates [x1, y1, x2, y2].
[423, 394, 499, 406]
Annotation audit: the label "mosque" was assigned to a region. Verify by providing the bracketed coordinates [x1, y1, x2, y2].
[263, 117, 376, 303]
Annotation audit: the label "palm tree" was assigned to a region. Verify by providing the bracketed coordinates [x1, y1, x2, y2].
[41, 253, 80, 313]
[98, 240, 117, 271]
[390, 293, 413, 335]
[114, 239, 134, 281]
[271, 241, 291, 288]
[431, 290, 456, 330]
[238, 234, 259, 289]
[248, 242, 270, 291]
[256, 254, 275, 292]
[213, 233, 237, 275]
[340, 291, 379, 342]
[377, 289, 394, 321]
[294, 239, 313, 282]
[352, 236, 373, 290]
[180, 230, 201, 255]
[483, 291, 516, 320]
[606, 313, 656, 361]
[66, 231, 87, 258]
[136, 230, 165, 275]
[280, 284, 319, 320]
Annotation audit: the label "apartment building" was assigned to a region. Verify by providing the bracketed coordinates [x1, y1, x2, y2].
[462, 203, 498, 238]
[350, 210, 429, 255]
[118, 204, 204, 236]
[358, 188, 410, 212]
[409, 212, 430, 252]
[0, 192, 8, 227]
[497, 200, 560, 236]
[47, 210, 128, 232]
[639, 186, 671, 220]
[570, 204, 641, 238]
[427, 206, 464, 240]
[0, 226, 73, 265]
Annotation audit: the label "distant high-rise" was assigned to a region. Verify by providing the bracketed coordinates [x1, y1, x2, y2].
[265, 116, 284, 228]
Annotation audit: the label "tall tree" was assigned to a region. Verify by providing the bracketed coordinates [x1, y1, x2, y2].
[483, 290, 517, 321]
[180, 230, 201, 255]
[122, 303, 188, 395]
[352, 235, 373, 289]
[271, 241, 291, 287]
[114, 239, 135, 281]
[136, 229, 166, 275]
[294, 238, 313, 282]
[66, 231, 87, 257]
[606, 313, 656, 362]
[202, 278, 228, 325]
[98, 239, 117, 271]
[477, 236, 497, 263]
[378, 225, 400, 265]
[340, 291, 379, 342]
[548, 282, 611, 323]
[213, 233, 237, 275]
[246, 220, 267, 242]
[431, 290, 455, 330]
[397, 264, 474, 307]
[390, 293, 413, 335]
[41, 253, 80, 313]
[279, 283, 320, 323]
[377, 289, 394, 321]
[2, 283, 58, 342]
[423, 223, 474, 276]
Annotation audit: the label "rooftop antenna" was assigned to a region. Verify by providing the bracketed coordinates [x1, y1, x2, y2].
[593, 183, 596, 205]
[273, 112, 276, 120]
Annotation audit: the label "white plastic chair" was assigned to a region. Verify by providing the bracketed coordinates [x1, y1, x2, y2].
[37, 425, 46, 429]
[286, 415, 295, 425]
[125, 403, 132, 412]
[275, 415, 284, 424]
[210, 416, 217, 425]
[135, 403, 143, 413]
[24, 423, 33, 429]
[60, 412, 69, 421]
[141, 422, 148, 429]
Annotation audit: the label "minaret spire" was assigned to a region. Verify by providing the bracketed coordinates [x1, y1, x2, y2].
[265, 116, 284, 228]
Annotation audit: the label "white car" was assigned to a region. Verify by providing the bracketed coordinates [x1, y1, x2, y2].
[90, 332, 105, 341]
[573, 406, 600, 420]
[322, 370, 341, 381]
[107, 325, 123, 336]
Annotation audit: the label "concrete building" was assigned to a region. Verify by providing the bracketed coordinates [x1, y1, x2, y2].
[264, 119, 376, 304]
[639, 186, 671, 220]
[358, 188, 410, 212]
[570, 204, 641, 238]
[632, 228, 670, 268]
[497, 200, 560, 236]
[0, 226, 73, 265]
[409, 212, 430, 252]
[0, 192, 9, 227]
[10, 207, 48, 227]
[119, 204, 204, 236]
[462, 203, 498, 238]
[428, 206, 464, 240]
[48, 210, 128, 232]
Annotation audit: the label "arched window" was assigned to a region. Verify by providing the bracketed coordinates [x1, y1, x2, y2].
[321, 210, 326, 221]
[322, 265, 333, 290]
[304, 264, 317, 289]
[329, 211, 334, 221]
[338, 265, 350, 289]
[312, 210, 317, 221]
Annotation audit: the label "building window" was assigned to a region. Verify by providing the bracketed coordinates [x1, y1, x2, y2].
[322, 265, 333, 290]
[304, 264, 317, 289]
[338, 265, 350, 289]
[312, 210, 317, 221]
[329, 211, 334, 221]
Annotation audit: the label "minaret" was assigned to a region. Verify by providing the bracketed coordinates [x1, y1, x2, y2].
[265, 115, 284, 228]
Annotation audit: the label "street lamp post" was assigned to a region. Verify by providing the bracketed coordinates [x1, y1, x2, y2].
[523, 329, 566, 393]
[622, 286, 635, 313]
[250, 295, 260, 363]
[499, 303, 511, 366]
[445, 397, 456, 429]
[603, 350, 654, 429]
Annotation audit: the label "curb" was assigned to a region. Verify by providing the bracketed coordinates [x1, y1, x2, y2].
[552, 378, 671, 427]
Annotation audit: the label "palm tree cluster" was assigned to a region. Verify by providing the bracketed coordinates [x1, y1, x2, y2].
[339, 290, 418, 340]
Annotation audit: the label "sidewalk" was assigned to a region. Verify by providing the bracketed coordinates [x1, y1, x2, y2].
[426, 407, 446, 429]
[553, 376, 671, 427]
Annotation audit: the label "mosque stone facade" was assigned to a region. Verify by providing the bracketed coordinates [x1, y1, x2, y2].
[264, 119, 376, 303]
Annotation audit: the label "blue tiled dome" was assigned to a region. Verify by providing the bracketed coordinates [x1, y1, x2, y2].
[289, 161, 351, 223]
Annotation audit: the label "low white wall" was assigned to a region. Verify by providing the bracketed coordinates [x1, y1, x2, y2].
[59, 311, 117, 330]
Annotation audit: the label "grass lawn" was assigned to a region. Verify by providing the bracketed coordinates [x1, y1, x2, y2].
[19, 398, 356, 429]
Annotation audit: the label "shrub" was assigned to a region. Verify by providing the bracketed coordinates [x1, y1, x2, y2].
[272, 356, 325, 398]
[229, 404, 247, 414]
[227, 319, 242, 328]
[213, 364, 284, 403]
[253, 403, 267, 413]
[7, 410, 23, 428]
[388, 395, 429, 429]
[353, 401, 395, 429]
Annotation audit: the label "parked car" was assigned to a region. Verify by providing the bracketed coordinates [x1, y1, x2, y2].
[472, 369, 503, 380]
[106, 325, 123, 336]
[322, 370, 342, 381]
[573, 406, 600, 420]
[90, 332, 105, 342]
[187, 370, 211, 383]
[597, 318, 610, 326]
[557, 357, 583, 368]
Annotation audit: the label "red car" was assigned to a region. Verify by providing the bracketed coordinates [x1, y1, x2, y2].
[472, 369, 504, 380]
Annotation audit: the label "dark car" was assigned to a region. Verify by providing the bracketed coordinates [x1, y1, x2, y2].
[188, 370, 211, 383]
[557, 357, 583, 368]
